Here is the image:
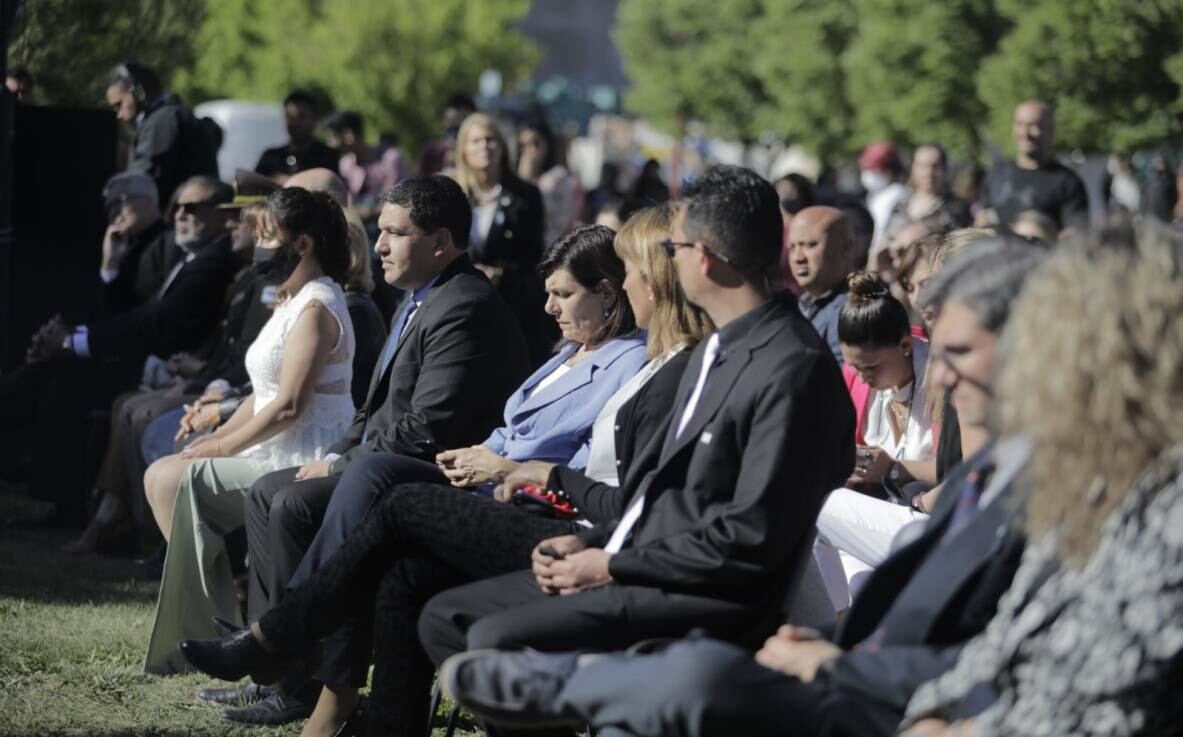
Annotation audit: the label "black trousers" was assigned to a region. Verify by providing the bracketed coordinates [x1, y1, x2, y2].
[545, 637, 895, 737]
[256, 482, 579, 736]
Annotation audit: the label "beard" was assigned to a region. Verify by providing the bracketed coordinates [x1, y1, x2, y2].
[174, 221, 207, 253]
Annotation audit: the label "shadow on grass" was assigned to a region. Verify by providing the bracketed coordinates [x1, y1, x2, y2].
[0, 527, 160, 606]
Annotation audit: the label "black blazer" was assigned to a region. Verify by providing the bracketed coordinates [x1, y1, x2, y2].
[593, 295, 855, 604]
[345, 289, 388, 409]
[101, 220, 182, 316]
[328, 253, 531, 473]
[548, 349, 692, 526]
[87, 233, 235, 362]
[471, 174, 556, 366]
[827, 442, 1026, 716]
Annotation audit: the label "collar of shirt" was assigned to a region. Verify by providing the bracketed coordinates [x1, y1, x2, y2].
[408, 273, 440, 310]
[798, 286, 845, 316]
[714, 297, 778, 357]
[980, 434, 1031, 508]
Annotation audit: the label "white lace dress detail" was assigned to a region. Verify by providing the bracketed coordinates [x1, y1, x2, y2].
[240, 277, 355, 471]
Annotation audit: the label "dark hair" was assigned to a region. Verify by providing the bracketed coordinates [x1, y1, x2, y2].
[442, 92, 477, 114]
[518, 119, 557, 172]
[381, 175, 472, 249]
[264, 187, 350, 284]
[108, 61, 161, 100]
[538, 224, 637, 344]
[682, 165, 783, 286]
[283, 89, 319, 111]
[774, 173, 815, 214]
[915, 143, 948, 169]
[838, 272, 911, 347]
[325, 110, 364, 138]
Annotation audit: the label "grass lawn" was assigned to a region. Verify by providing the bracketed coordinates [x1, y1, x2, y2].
[0, 489, 478, 737]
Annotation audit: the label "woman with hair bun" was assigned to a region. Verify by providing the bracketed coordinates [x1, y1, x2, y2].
[814, 271, 937, 607]
[141, 186, 358, 674]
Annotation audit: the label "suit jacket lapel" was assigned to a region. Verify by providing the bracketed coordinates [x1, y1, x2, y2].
[657, 341, 753, 466]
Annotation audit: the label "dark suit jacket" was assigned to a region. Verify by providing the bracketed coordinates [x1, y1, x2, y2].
[327, 253, 530, 473]
[549, 349, 691, 526]
[185, 266, 272, 393]
[101, 220, 182, 316]
[826, 441, 1026, 719]
[592, 295, 855, 605]
[471, 174, 556, 365]
[86, 233, 235, 363]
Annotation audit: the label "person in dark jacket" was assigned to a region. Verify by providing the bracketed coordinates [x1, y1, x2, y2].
[106, 62, 218, 206]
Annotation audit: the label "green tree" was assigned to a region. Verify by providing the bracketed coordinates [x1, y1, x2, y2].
[615, 0, 771, 142]
[172, 0, 538, 154]
[977, 0, 1183, 153]
[7, 0, 205, 107]
[751, 0, 857, 161]
[843, 0, 1005, 160]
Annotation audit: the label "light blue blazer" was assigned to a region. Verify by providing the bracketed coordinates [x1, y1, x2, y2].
[483, 334, 648, 471]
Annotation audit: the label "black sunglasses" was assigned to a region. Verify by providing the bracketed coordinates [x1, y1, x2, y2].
[658, 238, 732, 264]
[176, 200, 217, 216]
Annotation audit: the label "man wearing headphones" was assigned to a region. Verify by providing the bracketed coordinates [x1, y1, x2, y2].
[105, 62, 218, 205]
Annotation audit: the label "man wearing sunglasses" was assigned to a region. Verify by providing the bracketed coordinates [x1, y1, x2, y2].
[0, 175, 237, 527]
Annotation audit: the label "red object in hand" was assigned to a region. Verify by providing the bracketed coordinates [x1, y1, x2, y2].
[516, 484, 579, 518]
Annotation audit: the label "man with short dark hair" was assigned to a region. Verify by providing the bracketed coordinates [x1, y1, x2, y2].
[255, 90, 341, 182]
[980, 100, 1088, 235]
[439, 240, 1044, 737]
[209, 175, 529, 725]
[105, 62, 219, 205]
[418, 166, 854, 737]
[787, 206, 855, 362]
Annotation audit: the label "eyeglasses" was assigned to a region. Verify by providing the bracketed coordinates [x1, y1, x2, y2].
[658, 238, 732, 264]
[176, 200, 217, 216]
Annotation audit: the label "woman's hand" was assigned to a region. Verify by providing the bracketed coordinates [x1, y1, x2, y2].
[175, 401, 223, 440]
[180, 435, 228, 459]
[754, 625, 842, 682]
[848, 445, 894, 485]
[494, 461, 558, 502]
[436, 445, 519, 487]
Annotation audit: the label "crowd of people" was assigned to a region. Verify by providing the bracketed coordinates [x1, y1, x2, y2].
[2, 59, 1183, 737]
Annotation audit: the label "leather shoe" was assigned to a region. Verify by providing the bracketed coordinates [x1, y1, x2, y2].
[438, 648, 586, 729]
[180, 628, 315, 685]
[221, 690, 315, 725]
[197, 681, 273, 706]
[211, 616, 246, 637]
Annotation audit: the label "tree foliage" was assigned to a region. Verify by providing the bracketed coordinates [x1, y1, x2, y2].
[615, 0, 771, 142]
[7, 0, 205, 107]
[976, 0, 1183, 154]
[172, 0, 538, 153]
[616, 0, 1183, 160]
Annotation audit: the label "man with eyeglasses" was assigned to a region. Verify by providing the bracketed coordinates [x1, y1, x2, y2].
[0, 175, 237, 527]
[418, 166, 854, 737]
[438, 239, 1044, 737]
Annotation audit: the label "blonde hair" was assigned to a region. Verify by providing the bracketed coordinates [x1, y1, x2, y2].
[917, 227, 996, 424]
[614, 205, 714, 358]
[344, 211, 374, 294]
[997, 230, 1183, 565]
[453, 113, 514, 197]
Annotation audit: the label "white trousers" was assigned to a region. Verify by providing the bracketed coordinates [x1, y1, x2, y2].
[813, 488, 928, 611]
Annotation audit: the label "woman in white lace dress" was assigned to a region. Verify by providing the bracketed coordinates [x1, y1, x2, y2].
[142, 188, 356, 674]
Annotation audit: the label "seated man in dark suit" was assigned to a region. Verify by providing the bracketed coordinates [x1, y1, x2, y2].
[212, 175, 530, 724]
[416, 165, 855, 735]
[437, 240, 1046, 737]
[96, 171, 179, 317]
[1, 175, 237, 525]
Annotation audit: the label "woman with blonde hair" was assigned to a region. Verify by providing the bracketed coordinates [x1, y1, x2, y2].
[902, 231, 1183, 737]
[453, 112, 553, 364]
[341, 214, 387, 407]
[179, 205, 712, 737]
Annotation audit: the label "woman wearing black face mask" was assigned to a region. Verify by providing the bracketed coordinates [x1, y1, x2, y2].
[142, 187, 358, 674]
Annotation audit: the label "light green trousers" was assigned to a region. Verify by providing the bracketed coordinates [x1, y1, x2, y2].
[143, 457, 265, 675]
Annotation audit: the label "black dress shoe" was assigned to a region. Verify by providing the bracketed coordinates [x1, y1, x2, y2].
[180, 628, 314, 685]
[197, 681, 274, 706]
[221, 690, 315, 725]
[211, 616, 246, 637]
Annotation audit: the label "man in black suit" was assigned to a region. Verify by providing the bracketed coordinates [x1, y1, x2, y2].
[217, 175, 530, 724]
[437, 240, 1045, 737]
[1, 176, 236, 523]
[417, 166, 854, 720]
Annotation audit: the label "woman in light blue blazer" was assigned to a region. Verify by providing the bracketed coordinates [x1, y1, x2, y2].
[282, 224, 646, 607]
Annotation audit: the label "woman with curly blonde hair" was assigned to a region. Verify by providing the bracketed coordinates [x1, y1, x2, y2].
[903, 227, 1183, 737]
